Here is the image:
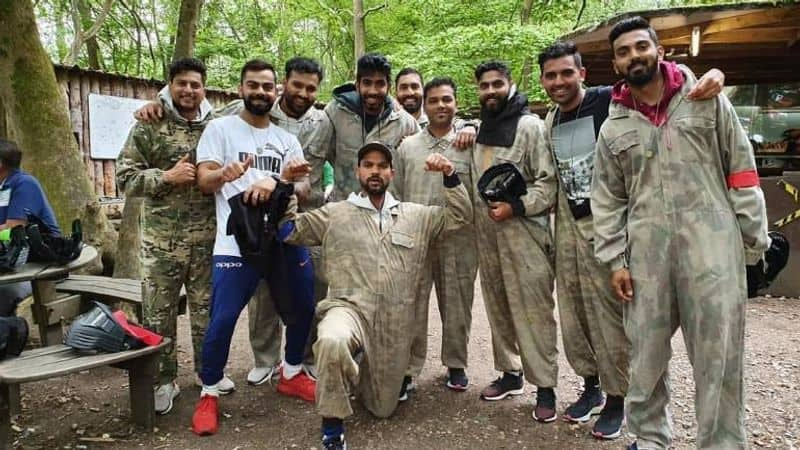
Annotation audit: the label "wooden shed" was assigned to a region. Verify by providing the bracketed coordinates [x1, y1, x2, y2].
[561, 2, 800, 297]
[54, 64, 237, 201]
[560, 2, 800, 86]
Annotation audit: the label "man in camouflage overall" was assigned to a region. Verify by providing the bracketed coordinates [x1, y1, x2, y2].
[470, 60, 560, 423]
[282, 142, 472, 450]
[117, 58, 233, 415]
[591, 17, 770, 450]
[393, 77, 478, 392]
[537, 41, 725, 440]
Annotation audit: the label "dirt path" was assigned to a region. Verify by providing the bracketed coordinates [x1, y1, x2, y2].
[9, 288, 800, 449]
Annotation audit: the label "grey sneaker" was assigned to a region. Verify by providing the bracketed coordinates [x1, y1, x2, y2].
[195, 374, 236, 395]
[246, 364, 282, 386]
[154, 381, 180, 415]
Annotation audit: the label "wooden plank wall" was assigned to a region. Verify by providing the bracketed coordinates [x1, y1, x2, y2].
[55, 66, 237, 200]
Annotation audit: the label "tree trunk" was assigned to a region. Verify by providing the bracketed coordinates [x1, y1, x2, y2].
[353, 0, 366, 73]
[173, 0, 204, 60]
[519, 0, 534, 93]
[76, 0, 102, 69]
[0, 0, 116, 272]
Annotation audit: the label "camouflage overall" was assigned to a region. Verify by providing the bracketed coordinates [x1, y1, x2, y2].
[393, 128, 478, 375]
[117, 95, 215, 385]
[591, 67, 770, 449]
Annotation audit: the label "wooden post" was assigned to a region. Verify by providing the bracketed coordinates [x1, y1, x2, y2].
[121, 352, 158, 430]
[30, 280, 62, 346]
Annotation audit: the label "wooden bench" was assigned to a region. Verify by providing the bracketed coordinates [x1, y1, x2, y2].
[0, 339, 169, 445]
[55, 275, 188, 324]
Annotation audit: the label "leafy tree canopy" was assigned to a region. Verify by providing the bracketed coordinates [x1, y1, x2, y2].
[35, 0, 740, 109]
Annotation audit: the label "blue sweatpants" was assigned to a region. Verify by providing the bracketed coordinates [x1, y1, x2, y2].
[200, 245, 315, 386]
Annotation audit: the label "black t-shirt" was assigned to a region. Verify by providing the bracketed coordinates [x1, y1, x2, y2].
[550, 86, 612, 218]
[553, 86, 612, 138]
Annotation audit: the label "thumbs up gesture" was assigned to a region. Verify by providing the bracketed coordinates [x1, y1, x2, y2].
[222, 154, 254, 182]
[163, 153, 197, 185]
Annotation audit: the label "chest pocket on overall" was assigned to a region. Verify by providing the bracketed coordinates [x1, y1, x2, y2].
[674, 116, 716, 164]
[389, 230, 416, 273]
[608, 129, 640, 180]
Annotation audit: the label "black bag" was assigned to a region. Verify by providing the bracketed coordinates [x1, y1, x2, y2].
[0, 226, 29, 273]
[0, 316, 29, 359]
[26, 215, 83, 265]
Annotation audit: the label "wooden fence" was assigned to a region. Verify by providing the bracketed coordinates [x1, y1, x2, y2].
[55, 64, 237, 200]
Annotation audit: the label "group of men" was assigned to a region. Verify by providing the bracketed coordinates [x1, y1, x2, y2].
[117, 15, 769, 450]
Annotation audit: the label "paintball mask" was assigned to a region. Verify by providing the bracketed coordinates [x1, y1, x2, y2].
[477, 163, 527, 205]
[746, 231, 790, 298]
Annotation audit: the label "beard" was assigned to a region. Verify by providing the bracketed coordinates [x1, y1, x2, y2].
[480, 94, 507, 114]
[360, 176, 388, 196]
[624, 58, 659, 87]
[399, 96, 422, 115]
[243, 94, 274, 116]
[282, 92, 312, 118]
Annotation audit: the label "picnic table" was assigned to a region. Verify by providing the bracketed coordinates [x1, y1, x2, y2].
[0, 246, 98, 346]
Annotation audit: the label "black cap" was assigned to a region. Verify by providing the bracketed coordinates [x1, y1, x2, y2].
[357, 142, 393, 167]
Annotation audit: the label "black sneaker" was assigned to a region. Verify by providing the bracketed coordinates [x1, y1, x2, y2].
[626, 442, 638, 450]
[532, 387, 557, 423]
[563, 386, 604, 423]
[446, 368, 469, 391]
[399, 376, 413, 402]
[480, 372, 523, 401]
[592, 395, 624, 439]
[322, 434, 347, 450]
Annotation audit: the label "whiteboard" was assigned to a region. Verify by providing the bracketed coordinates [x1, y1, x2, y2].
[88, 93, 150, 159]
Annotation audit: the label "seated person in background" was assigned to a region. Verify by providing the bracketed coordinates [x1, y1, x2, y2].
[0, 139, 61, 316]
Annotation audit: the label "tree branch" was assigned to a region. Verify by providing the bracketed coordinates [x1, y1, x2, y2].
[83, 0, 115, 41]
[573, 0, 586, 30]
[362, 2, 387, 18]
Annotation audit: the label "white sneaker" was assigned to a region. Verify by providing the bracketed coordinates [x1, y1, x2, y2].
[247, 363, 282, 386]
[195, 374, 236, 395]
[154, 381, 180, 415]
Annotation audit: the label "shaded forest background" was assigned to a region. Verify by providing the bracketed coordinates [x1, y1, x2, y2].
[36, 0, 739, 109]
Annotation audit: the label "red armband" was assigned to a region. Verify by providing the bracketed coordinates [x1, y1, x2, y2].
[727, 170, 759, 189]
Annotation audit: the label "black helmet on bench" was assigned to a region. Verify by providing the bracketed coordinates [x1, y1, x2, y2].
[65, 302, 143, 353]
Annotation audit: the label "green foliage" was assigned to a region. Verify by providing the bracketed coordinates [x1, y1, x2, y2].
[32, 0, 740, 109]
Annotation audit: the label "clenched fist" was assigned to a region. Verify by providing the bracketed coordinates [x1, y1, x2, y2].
[424, 153, 455, 175]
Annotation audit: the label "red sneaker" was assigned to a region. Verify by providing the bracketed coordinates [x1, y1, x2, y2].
[191, 395, 219, 436]
[276, 370, 316, 403]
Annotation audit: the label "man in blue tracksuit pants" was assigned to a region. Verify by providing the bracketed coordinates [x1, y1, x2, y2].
[190, 59, 317, 436]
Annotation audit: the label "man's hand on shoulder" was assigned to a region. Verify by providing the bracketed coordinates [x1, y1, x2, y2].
[162, 153, 196, 185]
[134, 101, 163, 123]
[453, 125, 476, 150]
[687, 68, 725, 101]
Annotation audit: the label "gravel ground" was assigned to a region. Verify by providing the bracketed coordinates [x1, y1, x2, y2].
[8, 287, 800, 449]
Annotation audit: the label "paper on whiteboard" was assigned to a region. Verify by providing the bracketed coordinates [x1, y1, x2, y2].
[89, 93, 150, 159]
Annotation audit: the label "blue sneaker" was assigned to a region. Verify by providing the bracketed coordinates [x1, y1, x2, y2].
[323, 434, 346, 450]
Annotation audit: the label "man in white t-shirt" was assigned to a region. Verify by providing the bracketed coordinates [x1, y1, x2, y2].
[190, 59, 316, 436]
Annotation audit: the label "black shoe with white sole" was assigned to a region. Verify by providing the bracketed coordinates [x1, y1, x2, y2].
[480, 372, 523, 401]
[592, 395, 624, 440]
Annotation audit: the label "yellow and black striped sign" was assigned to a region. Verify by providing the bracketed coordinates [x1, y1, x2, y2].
[774, 180, 800, 228]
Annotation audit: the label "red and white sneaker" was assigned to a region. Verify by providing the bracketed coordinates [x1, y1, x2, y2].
[191, 395, 219, 436]
[276, 370, 316, 403]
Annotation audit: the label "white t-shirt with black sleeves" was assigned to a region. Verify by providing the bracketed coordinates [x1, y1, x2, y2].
[197, 114, 304, 257]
